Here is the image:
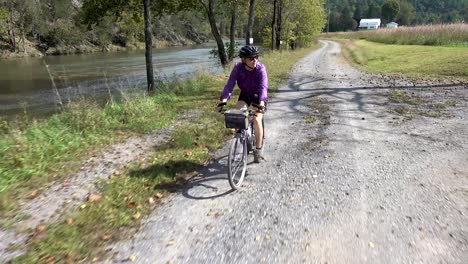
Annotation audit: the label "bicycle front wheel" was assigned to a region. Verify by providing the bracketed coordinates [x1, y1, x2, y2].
[228, 134, 247, 190]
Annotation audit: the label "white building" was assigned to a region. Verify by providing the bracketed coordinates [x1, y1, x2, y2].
[358, 18, 381, 30]
[386, 22, 399, 28]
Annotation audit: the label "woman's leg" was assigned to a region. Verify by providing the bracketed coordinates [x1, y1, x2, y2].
[253, 113, 263, 149]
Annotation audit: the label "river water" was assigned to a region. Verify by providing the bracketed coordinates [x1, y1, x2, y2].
[0, 43, 223, 118]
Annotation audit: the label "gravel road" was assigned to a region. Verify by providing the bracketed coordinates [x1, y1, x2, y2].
[97, 40, 466, 263]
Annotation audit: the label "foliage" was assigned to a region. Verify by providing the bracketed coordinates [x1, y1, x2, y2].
[287, 0, 326, 47]
[257, 0, 325, 49]
[325, 0, 468, 32]
[43, 19, 83, 47]
[381, 0, 399, 22]
[0, 7, 8, 38]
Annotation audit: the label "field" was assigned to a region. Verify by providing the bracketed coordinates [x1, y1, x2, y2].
[325, 23, 468, 46]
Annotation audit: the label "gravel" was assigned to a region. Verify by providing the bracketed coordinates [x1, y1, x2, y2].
[2, 40, 466, 263]
[101, 40, 468, 263]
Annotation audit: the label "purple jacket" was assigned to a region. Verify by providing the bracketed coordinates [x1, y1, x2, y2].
[220, 62, 268, 102]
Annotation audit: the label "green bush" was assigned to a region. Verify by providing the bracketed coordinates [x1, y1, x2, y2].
[43, 19, 83, 47]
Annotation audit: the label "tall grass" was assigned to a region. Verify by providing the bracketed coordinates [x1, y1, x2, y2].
[325, 23, 468, 46]
[0, 74, 216, 218]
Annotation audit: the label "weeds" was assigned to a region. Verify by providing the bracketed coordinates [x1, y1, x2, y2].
[304, 97, 331, 151]
[325, 23, 468, 47]
[388, 91, 459, 119]
[389, 90, 425, 105]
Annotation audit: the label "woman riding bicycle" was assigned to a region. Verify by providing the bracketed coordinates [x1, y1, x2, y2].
[217, 45, 268, 163]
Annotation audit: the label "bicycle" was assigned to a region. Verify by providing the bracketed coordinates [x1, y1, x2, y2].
[220, 103, 265, 190]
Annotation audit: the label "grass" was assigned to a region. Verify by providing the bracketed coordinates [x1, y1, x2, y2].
[387, 90, 459, 119]
[6, 46, 318, 262]
[340, 39, 468, 80]
[388, 90, 426, 105]
[303, 97, 331, 151]
[324, 23, 468, 46]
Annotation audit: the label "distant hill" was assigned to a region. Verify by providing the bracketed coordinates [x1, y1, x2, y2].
[325, 0, 468, 32]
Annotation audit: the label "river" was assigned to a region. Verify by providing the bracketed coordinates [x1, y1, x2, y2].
[0, 43, 224, 119]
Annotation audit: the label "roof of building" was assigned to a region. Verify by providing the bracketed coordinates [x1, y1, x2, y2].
[360, 18, 381, 24]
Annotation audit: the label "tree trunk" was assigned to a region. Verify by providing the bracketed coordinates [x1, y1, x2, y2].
[275, 0, 283, 50]
[245, 0, 255, 45]
[271, 0, 277, 50]
[205, 0, 228, 67]
[143, 0, 155, 93]
[7, 3, 16, 52]
[228, 0, 237, 60]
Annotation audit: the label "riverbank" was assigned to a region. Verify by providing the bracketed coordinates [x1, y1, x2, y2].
[0, 38, 206, 59]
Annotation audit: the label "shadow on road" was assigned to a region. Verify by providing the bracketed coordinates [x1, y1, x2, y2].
[181, 154, 236, 200]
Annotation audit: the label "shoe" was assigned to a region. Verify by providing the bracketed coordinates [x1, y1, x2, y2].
[253, 148, 264, 163]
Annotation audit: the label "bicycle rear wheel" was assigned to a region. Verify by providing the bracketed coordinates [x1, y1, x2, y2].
[228, 133, 247, 190]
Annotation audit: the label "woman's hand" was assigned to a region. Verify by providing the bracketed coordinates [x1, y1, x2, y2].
[216, 101, 227, 112]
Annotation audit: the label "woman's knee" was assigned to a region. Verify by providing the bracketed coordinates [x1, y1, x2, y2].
[254, 115, 263, 126]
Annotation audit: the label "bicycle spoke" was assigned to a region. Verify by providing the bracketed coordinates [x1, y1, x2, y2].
[228, 135, 247, 189]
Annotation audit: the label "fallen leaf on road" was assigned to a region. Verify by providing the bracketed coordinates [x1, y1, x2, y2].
[36, 225, 46, 233]
[167, 240, 175, 246]
[87, 193, 102, 202]
[155, 192, 163, 199]
[369, 242, 375, 248]
[132, 212, 141, 219]
[44, 255, 55, 264]
[100, 234, 111, 241]
[255, 235, 260, 241]
[80, 204, 87, 209]
[128, 255, 137, 262]
[27, 190, 39, 199]
[214, 212, 223, 218]
[149, 197, 155, 204]
[66, 218, 74, 225]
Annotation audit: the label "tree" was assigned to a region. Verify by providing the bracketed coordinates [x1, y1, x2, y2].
[143, 0, 154, 92]
[197, 0, 228, 67]
[245, 0, 255, 45]
[381, 0, 400, 23]
[395, 0, 415, 25]
[271, 0, 277, 50]
[367, 2, 381, 18]
[353, 4, 363, 24]
[228, 0, 237, 60]
[0, 7, 7, 39]
[287, 0, 326, 48]
[261, 0, 324, 46]
[339, 4, 356, 31]
[82, 0, 196, 93]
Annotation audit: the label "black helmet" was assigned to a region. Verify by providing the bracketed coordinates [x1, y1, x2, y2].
[238, 45, 260, 58]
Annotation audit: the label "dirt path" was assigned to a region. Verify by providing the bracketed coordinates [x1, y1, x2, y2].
[100, 41, 467, 263]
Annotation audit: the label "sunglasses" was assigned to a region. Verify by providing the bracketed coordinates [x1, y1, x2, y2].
[246, 56, 258, 61]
